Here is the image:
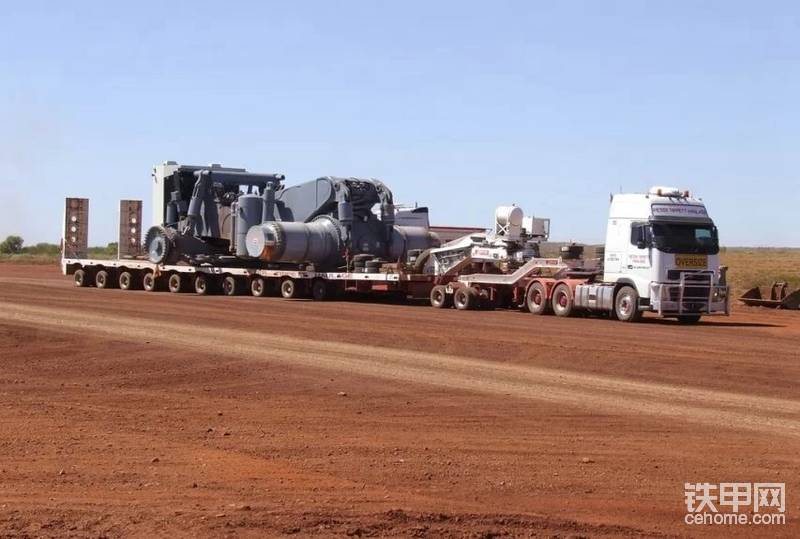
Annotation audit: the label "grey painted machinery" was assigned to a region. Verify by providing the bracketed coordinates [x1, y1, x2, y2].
[145, 162, 440, 269]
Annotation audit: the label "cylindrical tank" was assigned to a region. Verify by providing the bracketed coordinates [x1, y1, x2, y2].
[235, 194, 264, 257]
[246, 217, 342, 264]
[495, 206, 524, 228]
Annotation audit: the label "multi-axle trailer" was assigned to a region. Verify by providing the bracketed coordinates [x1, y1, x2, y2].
[62, 163, 729, 323]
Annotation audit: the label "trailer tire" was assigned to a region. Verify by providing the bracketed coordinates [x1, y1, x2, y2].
[168, 273, 185, 294]
[142, 272, 161, 292]
[453, 287, 476, 310]
[430, 285, 451, 308]
[551, 284, 574, 317]
[222, 275, 241, 296]
[118, 271, 139, 290]
[74, 269, 90, 287]
[615, 285, 642, 322]
[280, 278, 299, 299]
[677, 314, 702, 324]
[194, 274, 216, 295]
[95, 269, 114, 289]
[311, 279, 329, 301]
[250, 276, 268, 297]
[526, 282, 550, 315]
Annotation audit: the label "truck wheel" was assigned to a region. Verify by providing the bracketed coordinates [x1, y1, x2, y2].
[280, 278, 299, 299]
[222, 275, 241, 296]
[526, 282, 550, 315]
[142, 272, 160, 292]
[615, 285, 642, 322]
[168, 273, 184, 293]
[74, 269, 90, 287]
[677, 315, 702, 324]
[311, 279, 329, 301]
[453, 287, 476, 310]
[194, 274, 215, 295]
[118, 271, 139, 290]
[250, 276, 268, 297]
[95, 270, 114, 289]
[430, 285, 451, 308]
[551, 284, 574, 317]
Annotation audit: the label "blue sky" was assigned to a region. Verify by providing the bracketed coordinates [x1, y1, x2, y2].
[1, 1, 798, 246]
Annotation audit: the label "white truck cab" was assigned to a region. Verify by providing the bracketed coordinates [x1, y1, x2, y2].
[602, 186, 729, 321]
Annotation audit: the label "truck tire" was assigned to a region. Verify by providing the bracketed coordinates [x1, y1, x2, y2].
[453, 287, 476, 310]
[118, 270, 138, 290]
[142, 272, 160, 292]
[222, 275, 241, 296]
[74, 269, 90, 287]
[250, 276, 268, 297]
[526, 282, 550, 315]
[615, 285, 642, 322]
[430, 285, 451, 308]
[311, 279, 329, 301]
[551, 283, 574, 317]
[677, 314, 702, 324]
[168, 273, 185, 293]
[95, 269, 115, 289]
[194, 274, 215, 295]
[280, 278, 299, 299]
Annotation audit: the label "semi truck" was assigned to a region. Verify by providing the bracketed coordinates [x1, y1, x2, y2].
[62, 162, 729, 323]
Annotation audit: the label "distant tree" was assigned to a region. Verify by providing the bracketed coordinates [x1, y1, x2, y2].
[0, 235, 24, 254]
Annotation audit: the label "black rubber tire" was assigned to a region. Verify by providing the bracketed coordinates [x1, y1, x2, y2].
[526, 282, 550, 315]
[168, 273, 184, 293]
[74, 269, 89, 287]
[222, 275, 241, 296]
[453, 287, 476, 310]
[194, 274, 215, 295]
[118, 271, 138, 290]
[551, 283, 574, 317]
[142, 272, 159, 292]
[677, 314, 702, 324]
[95, 270, 113, 289]
[430, 285, 451, 308]
[311, 279, 328, 301]
[250, 276, 268, 297]
[280, 278, 299, 299]
[615, 285, 643, 322]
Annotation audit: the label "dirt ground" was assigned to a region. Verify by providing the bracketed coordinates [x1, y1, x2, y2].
[0, 264, 797, 538]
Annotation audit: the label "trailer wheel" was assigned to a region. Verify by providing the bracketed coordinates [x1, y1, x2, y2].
[194, 274, 216, 295]
[614, 285, 642, 322]
[677, 314, 702, 325]
[168, 273, 185, 293]
[551, 284, 574, 317]
[95, 269, 114, 289]
[250, 276, 268, 297]
[118, 271, 139, 290]
[280, 278, 299, 299]
[430, 285, 451, 308]
[526, 282, 550, 315]
[142, 272, 160, 292]
[74, 269, 90, 287]
[222, 275, 241, 296]
[453, 287, 476, 310]
[311, 279, 329, 301]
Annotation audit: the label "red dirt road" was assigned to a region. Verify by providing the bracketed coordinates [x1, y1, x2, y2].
[0, 264, 798, 537]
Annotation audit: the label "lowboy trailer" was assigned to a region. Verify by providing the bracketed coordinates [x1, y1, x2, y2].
[62, 162, 729, 323]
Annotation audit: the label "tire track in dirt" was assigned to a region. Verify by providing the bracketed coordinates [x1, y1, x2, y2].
[4, 300, 799, 438]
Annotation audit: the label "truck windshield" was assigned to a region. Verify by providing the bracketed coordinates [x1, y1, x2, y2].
[650, 223, 719, 254]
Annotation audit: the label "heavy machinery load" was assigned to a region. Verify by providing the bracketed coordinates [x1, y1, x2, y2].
[739, 282, 800, 309]
[145, 162, 440, 270]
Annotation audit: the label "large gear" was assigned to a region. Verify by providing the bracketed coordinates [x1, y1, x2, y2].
[144, 226, 175, 264]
